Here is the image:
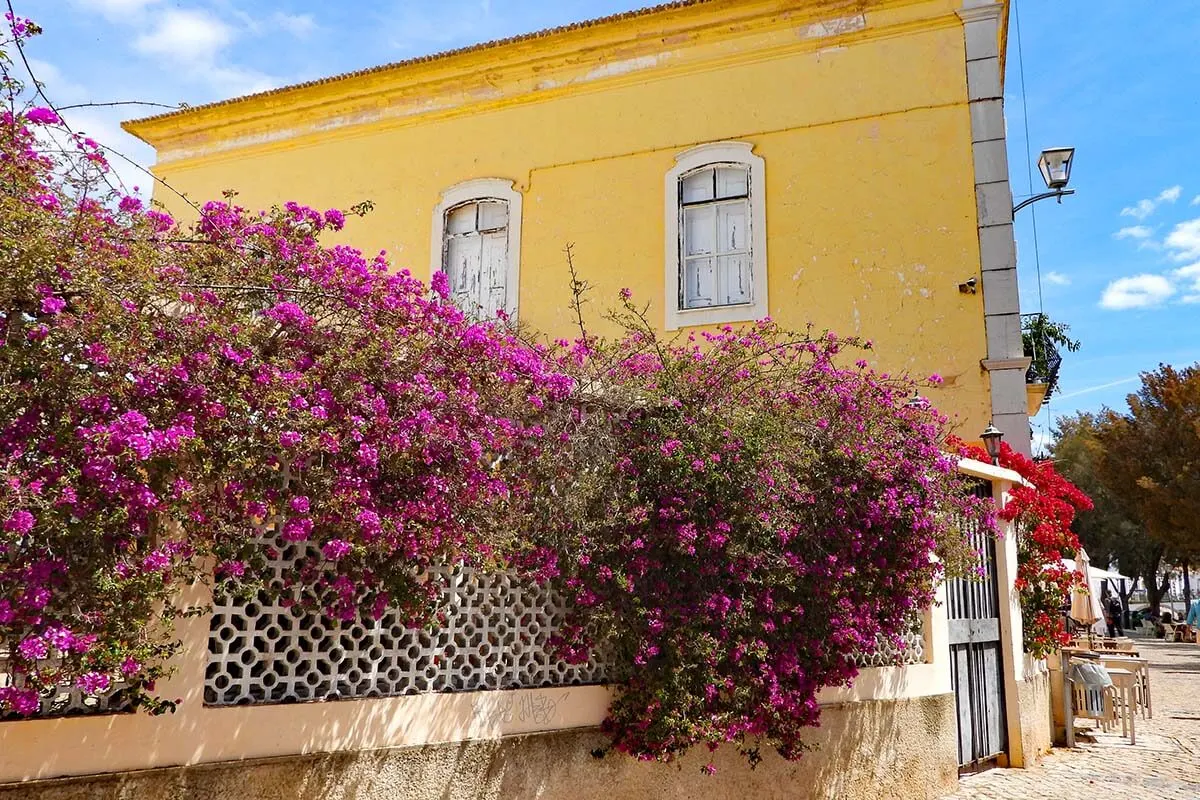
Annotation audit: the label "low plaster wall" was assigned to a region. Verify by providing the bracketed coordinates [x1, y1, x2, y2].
[0, 694, 957, 800]
[1015, 668, 1053, 766]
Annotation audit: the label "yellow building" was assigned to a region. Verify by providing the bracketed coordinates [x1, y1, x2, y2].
[0, 6, 1057, 797]
[124, 0, 1034, 455]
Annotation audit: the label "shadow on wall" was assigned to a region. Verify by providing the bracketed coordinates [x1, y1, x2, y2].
[0, 695, 958, 800]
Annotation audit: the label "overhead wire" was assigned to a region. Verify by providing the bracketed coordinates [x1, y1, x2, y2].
[1012, 0, 1054, 454]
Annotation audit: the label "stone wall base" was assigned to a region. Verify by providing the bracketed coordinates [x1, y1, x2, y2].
[1, 694, 958, 800]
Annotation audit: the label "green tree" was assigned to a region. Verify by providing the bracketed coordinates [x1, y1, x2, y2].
[1053, 412, 1164, 613]
[1085, 365, 1200, 610]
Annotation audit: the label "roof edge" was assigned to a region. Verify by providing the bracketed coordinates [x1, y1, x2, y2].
[123, 0, 724, 139]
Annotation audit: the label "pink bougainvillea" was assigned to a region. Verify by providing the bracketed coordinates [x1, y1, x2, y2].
[530, 296, 988, 766]
[0, 23, 568, 715]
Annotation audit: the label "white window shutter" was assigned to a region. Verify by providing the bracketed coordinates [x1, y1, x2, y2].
[684, 257, 716, 308]
[432, 179, 524, 325]
[445, 234, 482, 312]
[480, 231, 508, 320]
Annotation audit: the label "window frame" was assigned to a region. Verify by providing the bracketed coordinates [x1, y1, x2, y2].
[664, 142, 768, 331]
[430, 178, 523, 323]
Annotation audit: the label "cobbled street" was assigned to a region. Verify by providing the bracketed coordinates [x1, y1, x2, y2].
[942, 638, 1200, 799]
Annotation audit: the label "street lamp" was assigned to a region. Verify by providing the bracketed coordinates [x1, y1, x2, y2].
[1038, 147, 1074, 190]
[1013, 146, 1077, 214]
[981, 423, 1004, 466]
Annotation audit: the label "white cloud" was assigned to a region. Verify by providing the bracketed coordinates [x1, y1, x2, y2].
[20, 58, 90, 105]
[1045, 271, 1071, 286]
[1057, 377, 1139, 400]
[272, 12, 317, 38]
[1114, 225, 1153, 240]
[1175, 263, 1200, 304]
[1100, 274, 1176, 310]
[229, 9, 317, 38]
[128, 8, 277, 97]
[1121, 185, 1184, 220]
[72, 0, 160, 18]
[1122, 199, 1156, 220]
[135, 9, 234, 67]
[207, 66, 278, 97]
[1192, 195, 1200, 206]
[1164, 218, 1200, 262]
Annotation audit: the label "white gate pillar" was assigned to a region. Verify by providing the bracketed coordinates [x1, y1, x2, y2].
[992, 476, 1029, 767]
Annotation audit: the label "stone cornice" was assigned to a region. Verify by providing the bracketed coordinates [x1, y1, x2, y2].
[980, 357, 1032, 372]
[955, 2, 1004, 24]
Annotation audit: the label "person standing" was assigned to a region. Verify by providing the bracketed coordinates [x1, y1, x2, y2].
[1105, 593, 1124, 637]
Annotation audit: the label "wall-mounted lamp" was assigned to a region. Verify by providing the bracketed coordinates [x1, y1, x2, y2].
[981, 423, 1004, 466]
[1013, 146, 1077, 214]
[958, 277, 978, 295]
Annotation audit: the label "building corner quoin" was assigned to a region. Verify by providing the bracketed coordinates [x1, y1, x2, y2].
[957, 1, 1030, 456]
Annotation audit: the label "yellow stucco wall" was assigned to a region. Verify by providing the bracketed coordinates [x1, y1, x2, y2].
[126, 0, 993, 437]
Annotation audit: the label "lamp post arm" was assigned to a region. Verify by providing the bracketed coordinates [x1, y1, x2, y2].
[1013, 188, 1076, 215]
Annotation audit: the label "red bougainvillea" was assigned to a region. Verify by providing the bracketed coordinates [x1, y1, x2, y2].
[959, 441, 1092, 658]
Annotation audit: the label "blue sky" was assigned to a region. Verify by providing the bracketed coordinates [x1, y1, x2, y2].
[16, 1, 1200, 451]
[1006, 2, 1200, 451]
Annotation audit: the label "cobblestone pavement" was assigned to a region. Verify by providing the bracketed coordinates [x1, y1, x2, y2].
[942, 637, 1200, 800]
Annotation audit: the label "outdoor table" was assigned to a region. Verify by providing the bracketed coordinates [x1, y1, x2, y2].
[1095, 646, 1140, 658]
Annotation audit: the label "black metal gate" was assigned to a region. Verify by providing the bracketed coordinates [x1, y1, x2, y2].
[947, 479, 1007, 770]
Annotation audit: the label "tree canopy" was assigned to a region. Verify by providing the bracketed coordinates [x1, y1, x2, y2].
[1052, 364, 1200, 609]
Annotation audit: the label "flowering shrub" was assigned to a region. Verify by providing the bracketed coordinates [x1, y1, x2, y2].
[958, 442, 1091, 658]
[532, 298, 989, 768]
[0, 27, 566, 715]
[2, 20, 992, 767]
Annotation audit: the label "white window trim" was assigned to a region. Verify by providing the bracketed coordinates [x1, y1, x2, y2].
[664, 142, 768, 331]
[430, 178, 523, 322]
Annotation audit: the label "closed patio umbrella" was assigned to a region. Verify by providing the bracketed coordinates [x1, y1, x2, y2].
[1069, 547, 1102, 628]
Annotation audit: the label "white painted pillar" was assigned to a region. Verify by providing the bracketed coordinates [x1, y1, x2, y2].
[925, 570, 953, 695]
[992, 477, 1028, 766]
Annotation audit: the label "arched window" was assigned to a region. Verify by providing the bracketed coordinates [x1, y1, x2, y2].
[664, 142, 767, 330]
[431, 178, 523, 322]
